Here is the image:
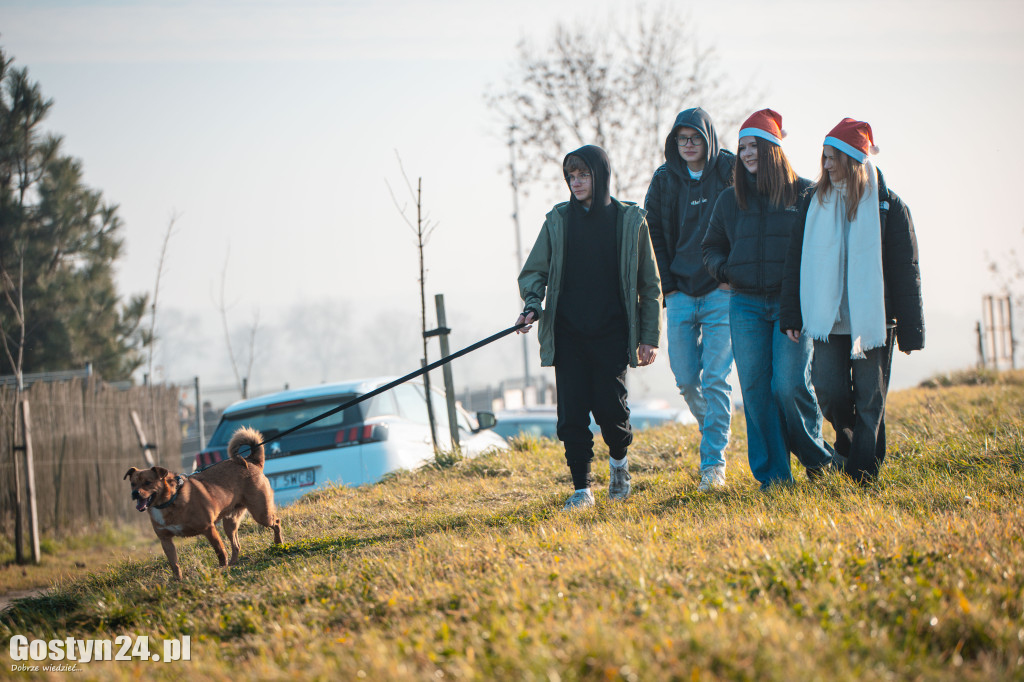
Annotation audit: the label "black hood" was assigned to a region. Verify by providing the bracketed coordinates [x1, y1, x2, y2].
[663, 107, 724, 182]
[564, 144, 613, 210]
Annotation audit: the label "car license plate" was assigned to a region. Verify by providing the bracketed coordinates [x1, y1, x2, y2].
[269, 468, 315, 491]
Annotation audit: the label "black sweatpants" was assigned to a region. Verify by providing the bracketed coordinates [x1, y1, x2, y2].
[811, 329, 895, 483]
[554, 326, 633, 490]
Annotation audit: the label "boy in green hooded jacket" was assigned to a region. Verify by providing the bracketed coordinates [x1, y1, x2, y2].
[515, 144, 662, 510]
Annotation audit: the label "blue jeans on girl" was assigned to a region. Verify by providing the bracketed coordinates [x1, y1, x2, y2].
[729, 292, 834, 488]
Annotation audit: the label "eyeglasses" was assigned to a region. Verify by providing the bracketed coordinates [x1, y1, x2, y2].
[676, 135, 704, 147]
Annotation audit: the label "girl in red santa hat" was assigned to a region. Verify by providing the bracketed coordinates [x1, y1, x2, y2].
[780, 118, 925, 484]
[703, 109, 838, 490]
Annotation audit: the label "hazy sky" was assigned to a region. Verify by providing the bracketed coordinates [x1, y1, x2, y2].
[2, 0, 1023, 406]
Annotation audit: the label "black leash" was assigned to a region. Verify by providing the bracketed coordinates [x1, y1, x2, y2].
[240, 323, 527, 452]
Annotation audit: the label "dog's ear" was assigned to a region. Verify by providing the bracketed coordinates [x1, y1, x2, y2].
[124, 467, 139, 480]
[152, 466, 170, 478]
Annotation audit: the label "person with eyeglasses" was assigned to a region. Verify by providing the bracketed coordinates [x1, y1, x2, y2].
[644, 107, 737, 492]
[779, 118, 924, 484]
[516, 145, 662, 510]
[702, 109, 837, 490]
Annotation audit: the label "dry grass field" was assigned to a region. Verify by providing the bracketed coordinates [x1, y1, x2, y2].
[2, 371, 1022, 680]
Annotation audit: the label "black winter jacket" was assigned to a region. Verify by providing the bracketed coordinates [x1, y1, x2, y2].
[702, 173, 812, 295]
[779, 168, 925, 353]
[644, 108, 736, 297]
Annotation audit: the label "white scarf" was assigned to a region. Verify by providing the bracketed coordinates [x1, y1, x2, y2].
[799, 161, 886, 359]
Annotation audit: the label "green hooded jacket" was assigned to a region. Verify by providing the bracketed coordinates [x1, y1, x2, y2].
[518, 198, 663, 367]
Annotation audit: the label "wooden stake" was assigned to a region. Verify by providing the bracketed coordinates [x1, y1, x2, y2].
[435, 294, 460, 448]
[130, 409, 157, 466]
[19, 398, 40, 564]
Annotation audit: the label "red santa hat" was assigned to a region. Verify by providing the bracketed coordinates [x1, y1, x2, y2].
[824, 118, 880, 163]
[739, 108, 786, 146]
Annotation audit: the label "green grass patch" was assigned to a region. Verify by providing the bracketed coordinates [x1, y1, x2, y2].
[3, 374, 1024, 679]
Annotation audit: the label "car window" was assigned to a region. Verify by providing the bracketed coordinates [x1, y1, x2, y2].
[393, 384, 429, 424]
[417, 383, 451, 426]
[366, 391, 398, 419]
[209, 395, 361, 446]
[455, 405, 474, 433]
[492, 415, 559, 440]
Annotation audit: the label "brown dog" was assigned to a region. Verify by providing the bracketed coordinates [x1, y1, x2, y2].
[124, 426, 282, 579]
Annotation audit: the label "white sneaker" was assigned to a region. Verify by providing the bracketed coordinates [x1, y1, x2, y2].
[562, 489, 595, 510]
[697, 472, 726, 492]
[608, 464, 631, 500]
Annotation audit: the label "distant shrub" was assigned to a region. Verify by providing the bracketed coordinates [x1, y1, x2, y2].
[919, 367, 1001, 388]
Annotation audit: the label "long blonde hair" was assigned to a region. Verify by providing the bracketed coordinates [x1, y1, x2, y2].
[816, 147, 868, 221]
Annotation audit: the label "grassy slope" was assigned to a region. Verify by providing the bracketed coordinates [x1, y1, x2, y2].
[1, 524, 162, 598]
[2, 376, 1023, 681]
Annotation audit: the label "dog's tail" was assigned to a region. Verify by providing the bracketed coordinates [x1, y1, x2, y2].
[227, 426, 265, 469]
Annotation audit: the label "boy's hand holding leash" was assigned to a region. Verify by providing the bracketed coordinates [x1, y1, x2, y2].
[516, 311, 536, 333]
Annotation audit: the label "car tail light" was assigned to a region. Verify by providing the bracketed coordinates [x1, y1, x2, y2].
[334, 423, 389, 445]
[194, 449, 227, 470]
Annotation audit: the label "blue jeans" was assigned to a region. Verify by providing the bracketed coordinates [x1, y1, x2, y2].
[664, 289, 733, 475]
[729, 293, 833, 487]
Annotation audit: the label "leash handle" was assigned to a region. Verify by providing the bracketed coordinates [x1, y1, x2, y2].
[251, 322, 527, 449]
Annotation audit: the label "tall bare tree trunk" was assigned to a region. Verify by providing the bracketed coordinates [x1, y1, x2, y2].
[387, 153, 440, 451]
[415, 178, 440, 449]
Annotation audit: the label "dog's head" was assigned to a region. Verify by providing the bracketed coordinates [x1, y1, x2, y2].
[123, 466, 178, 512]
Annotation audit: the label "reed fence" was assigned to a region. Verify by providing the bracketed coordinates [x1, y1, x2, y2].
[0, 378, 181, 541]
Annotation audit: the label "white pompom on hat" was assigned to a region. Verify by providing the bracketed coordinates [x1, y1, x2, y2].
[824, 118, 880, 163]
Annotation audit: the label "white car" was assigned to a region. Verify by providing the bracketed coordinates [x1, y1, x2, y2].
[194, 377, 506, 505]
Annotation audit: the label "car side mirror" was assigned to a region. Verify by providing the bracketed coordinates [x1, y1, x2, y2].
[475, 411, 497, 432]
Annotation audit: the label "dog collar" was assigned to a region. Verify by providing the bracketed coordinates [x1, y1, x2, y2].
[154, 475, 186, 510]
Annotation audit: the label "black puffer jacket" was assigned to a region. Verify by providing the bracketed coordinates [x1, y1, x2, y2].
[644, 108, 736, 297]
[702, 172, 812, 295]
[779, 168, 925, 353]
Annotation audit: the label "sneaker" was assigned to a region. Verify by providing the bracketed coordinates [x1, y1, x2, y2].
[608, 464, 631, 500]
[697, 471, 725, 492]
[562, 489, 595, 510]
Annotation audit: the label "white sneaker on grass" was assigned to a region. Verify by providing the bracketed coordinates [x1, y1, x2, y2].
[562, 489, 595, 510]
[697, 471, 726, 492]
[608, 464, 631, 500]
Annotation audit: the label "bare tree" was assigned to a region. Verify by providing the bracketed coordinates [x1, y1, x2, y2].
[362, 309, 419, 376]
[387, 152, 440, 450]
[215, 248, 260, 398]
[145, 211, 180, 384]
[487, 3, 757, 202]
[987, 227, 1024, 309]
[137, 211, 179, 466]
[0, 254, 26, 392]
[985, 225, 1024, 367]
[0, 253, 26, 562]
[284, 298, 353, 383]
